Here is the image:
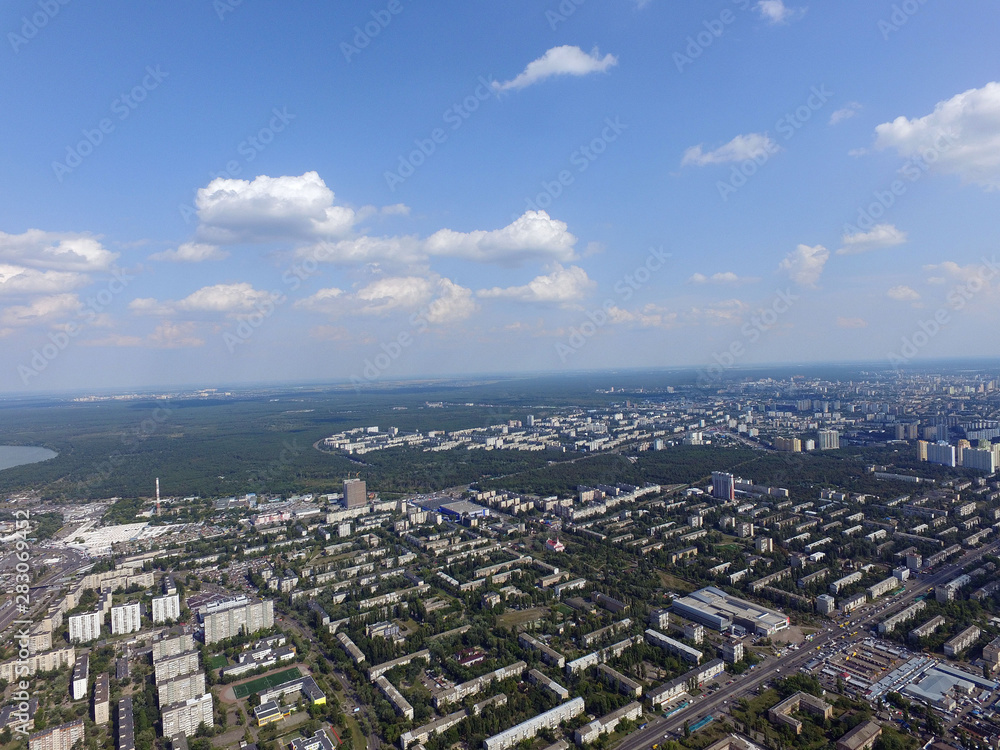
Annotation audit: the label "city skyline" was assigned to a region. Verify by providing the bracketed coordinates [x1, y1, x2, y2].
[2, 1, 998, 392]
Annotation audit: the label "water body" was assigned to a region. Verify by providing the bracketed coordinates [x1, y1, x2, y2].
[0, 446, 58, 471]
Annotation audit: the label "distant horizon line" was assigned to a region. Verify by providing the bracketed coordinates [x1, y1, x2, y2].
[3, 355, 1000, 401]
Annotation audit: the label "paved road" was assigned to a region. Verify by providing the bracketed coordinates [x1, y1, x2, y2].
[614, 538, 1000, 750]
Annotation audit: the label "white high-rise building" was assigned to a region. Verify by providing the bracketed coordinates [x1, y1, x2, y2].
[202, 599, 274, 644]
[926, 441, 957, 467]
[161, 693, 214, 738]
[68, 611, 102, 643]
[817, 430, 840, 450]
[961, 447, 996, 473]
[152, 594, 181, 624]
[111, 603, 142, 635]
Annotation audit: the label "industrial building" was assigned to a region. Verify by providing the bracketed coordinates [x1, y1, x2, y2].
[670, 586, 789, 635]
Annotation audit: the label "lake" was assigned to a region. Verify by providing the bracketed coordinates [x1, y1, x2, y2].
[0, 446, 58, 471]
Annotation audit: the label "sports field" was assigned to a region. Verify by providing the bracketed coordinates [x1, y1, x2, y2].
[233, 667, 301, 699]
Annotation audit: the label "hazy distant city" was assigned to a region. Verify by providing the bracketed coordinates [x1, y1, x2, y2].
[3, 3, 998, 750]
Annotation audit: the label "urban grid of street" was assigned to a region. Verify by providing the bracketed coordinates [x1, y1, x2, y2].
[616, 537, 1000, 750]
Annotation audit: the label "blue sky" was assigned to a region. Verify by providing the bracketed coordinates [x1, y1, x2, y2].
[1, 0, 998, 392]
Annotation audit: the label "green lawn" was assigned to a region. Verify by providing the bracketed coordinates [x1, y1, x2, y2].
[207, 655, 228, 669]
[233, 667, 302, 699]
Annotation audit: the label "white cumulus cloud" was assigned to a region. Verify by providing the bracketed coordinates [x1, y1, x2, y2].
[0, 229, 118, 272]
[149, 242, 229, 263]
[874, 81, 1000, 189]
[478, 264, 595, 305]
[829, 102, 863, 125]
[297, 275, 476, 324]
[778, 244, 829, 287]
[195, 171, 358, 243]
[681, 133, 779, 166]
[837, 224, 907, 254]
[688, 271, 760, 285]
[887, 285, 920, 301]
[0, 294, 82, 327]
[423, 211, 577, 265]
[755, 0, 806, 24]
[494, 46, 618, 92]
[0, 264, 89, 296]
[130, 283, 280, 317]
